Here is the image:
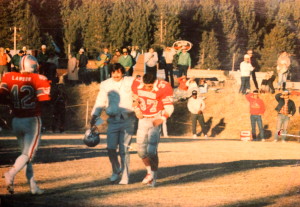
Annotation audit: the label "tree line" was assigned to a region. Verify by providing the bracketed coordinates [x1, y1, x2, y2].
[0, 0, 299, 71]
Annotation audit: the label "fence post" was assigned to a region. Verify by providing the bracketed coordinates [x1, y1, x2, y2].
[85, 100, 89, 127]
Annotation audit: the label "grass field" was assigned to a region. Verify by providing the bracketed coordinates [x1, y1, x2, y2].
[1, 134, 300, 207]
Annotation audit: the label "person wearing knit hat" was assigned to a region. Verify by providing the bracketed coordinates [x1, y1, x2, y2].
[273, 90, 296, 142]
[246, 89, 266, 141]
[239, 54, 254, 94]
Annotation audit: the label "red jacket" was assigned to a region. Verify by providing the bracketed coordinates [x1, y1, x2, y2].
[177, 76, 188, 91]
[0, 54, 8, 66]
[246, 93, 265, 115]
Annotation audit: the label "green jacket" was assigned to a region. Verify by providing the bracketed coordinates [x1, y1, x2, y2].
[177, 51, 191, 67]
[118, 55, 133, 68]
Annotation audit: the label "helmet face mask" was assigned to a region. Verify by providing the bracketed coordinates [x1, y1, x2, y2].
[83, 127, 100, 147]
[19, 55, 39, 73]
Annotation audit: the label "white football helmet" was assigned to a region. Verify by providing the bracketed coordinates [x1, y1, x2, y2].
[19, 55, 39, 73]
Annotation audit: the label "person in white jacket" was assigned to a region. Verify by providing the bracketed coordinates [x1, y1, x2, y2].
[144, 48, 158, 79]
[187, 90, 207, 139]
[239, 54, 254, 94]
[90, 63, 135, 185]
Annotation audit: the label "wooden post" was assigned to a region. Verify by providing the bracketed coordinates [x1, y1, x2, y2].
[160, 14, 163, 43]
[68, 44, 70, 56]
[232, 53, 236, 71]
[13, 27, 17, 52]
[85, 100, 89, 127]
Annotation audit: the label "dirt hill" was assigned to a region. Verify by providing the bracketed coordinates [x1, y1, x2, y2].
[37, 78, 300, 141]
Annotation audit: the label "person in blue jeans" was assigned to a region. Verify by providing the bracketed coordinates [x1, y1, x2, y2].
[273, 90, 296, 142]
[97, 48, 112, 82]
[245, 90, 265, 141]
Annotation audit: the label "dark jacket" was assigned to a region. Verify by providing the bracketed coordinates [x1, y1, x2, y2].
[275, 93, 296, 115]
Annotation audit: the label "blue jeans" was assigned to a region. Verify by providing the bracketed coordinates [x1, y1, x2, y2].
[178, 65, 188, 77]
[107, 115, 135, 182]
[239, 76, 250, 94]
[250, 115, 264, 140]
[277, 72, 287, 89]
[274, 114, 290, 141]
[100, 65, 109, 82]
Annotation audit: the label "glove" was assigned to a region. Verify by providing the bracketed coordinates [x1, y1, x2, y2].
[90, 115, 98, 128]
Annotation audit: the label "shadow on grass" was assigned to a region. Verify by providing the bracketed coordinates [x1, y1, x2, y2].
[219, 186, 300, 207]
[0, 159, 299, 207]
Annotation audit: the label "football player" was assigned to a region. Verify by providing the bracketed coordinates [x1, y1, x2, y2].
[1, 55, 51, 195]
[90, 63, 135, 185]
[132, 73, 174, 187]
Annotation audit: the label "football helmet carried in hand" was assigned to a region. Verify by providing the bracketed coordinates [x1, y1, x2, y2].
[83, 127, 100, 147]
[19, 55, 39, 73]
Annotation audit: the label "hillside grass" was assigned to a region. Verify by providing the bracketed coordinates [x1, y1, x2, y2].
[47, 78, 299, 141]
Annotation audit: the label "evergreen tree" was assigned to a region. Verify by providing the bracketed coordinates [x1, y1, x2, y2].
[129, 0, 155, 50]
[60, 0, 82, 55]
[10, 0, 41, 50]
[215, 0, 240, 70]
[109, 0, 132, 49]
[198, 30, 221, 70]
[81, 0, 111, 57]
[0, 0, 13, 48]
[237, 0, 263, 51]
[155, 0, 181, 47]
[260, 22, 296, 71]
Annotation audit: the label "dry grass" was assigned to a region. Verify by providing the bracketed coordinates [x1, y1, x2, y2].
[1, 135, 300, 207]
[38, 78, 300, 140]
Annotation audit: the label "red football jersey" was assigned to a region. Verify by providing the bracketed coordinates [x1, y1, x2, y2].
[132, 78, 173, 117]
[0, 72, 51, 117]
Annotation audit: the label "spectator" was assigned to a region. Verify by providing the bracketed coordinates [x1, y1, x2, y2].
[187, 90, 207, 139]
[177, 48, 191, 77]
[144, 48, 158, 79]
[174, 75, 188, 101]
[77, 48, 90, 85]
[246, 90, 266, 141]
[0, 47, 11, 82]
[11, 50, 24, 72]
[111, 49, 121, 64]
[276, 51, 291, 91]
[22, 46, 28, 55]
[67, 53, 79, 86]
[273, 90, 296, 142]
[186, 76, 199, 96]
[97, 47, 112, 82]
[260, 71, 275, 94]
[247, 49, 259, 90]
[118, 48, 133, 76]
[199, 78, 208, 94]
[37, 45, 49, 66]
[239, 54, 254, 94]
[47, 52, 59, 68]
[162, 47, 176, 88]
[51, 84, 67, 133]
[5, 48, 12, 72]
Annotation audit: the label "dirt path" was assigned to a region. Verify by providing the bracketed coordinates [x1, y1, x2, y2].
[1, 135, 300, 207]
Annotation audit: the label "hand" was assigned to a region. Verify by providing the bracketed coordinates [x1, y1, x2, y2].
[90, 115, 98, 128]
[153, 119, 164, 127]
[288, 114, 292, 117]
[134, 108, 144, 119]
